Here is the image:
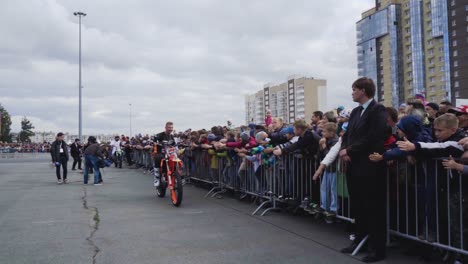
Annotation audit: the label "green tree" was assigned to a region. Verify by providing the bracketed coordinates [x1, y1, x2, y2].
[0, 104, 12, 143]
[19, 116, 35, 143]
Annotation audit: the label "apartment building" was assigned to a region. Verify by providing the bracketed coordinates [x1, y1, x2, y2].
[357, 0, 455, 107]
[448, 0, 468, 103]
[245, 75, 327, 125]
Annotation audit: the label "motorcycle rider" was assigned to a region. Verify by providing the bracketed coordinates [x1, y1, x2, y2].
[110, 136, 123, 168]
[153, 121, 175, 187]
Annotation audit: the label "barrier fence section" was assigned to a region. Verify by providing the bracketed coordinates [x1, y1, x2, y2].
[0, 147, 50, 159]
[387, 159, 468, 256]
[130, 148, 468, 256]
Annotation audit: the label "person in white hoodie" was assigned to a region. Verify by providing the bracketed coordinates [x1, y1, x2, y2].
[110, 136, 123, 168]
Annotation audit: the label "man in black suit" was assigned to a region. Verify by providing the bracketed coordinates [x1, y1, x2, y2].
[70, 138, 82, 170]
[339, 77, 388, 263]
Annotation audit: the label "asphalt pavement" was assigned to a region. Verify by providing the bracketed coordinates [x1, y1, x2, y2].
[0, 156, 428, 264]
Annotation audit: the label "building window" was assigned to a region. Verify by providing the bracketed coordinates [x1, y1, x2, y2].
[430, 77, 435, 83]
[428, 40, 434, 46]
[452, 10, 456, 16]
[289, 83, 293, 88]
[441, 85, 446, 90]
[452, 20, 456, 26]
[455, 81, 459, 87]
[440, 66, 445, 72]
[429, 58, 434, 64]
[430, 67, 435, 73]
[453, 30, 457, 36]
[439, 56, 444, 62]
[428, 48, 434, 55]
[456, 91, 460, 97]
[454, 60, 459, 67]
[455, 71, 459, 77]
[440, 76, 445, 81]
[453, 40, 457, 46]
[454, 50, 458, 57]
[451, 0, 455, 7]
[439, 46, 444, 52]
[431, 96, 436, 102]
[430, 86, 435, 92]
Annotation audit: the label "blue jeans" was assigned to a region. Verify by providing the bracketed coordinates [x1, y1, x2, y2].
[320, 171, 338, 213]
[84, 155, 100, 184]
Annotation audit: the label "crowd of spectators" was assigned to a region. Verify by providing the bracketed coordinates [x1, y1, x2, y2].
[0, 142, 51, 153]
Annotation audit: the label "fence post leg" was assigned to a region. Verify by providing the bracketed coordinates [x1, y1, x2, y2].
[351, 235, 369, 256]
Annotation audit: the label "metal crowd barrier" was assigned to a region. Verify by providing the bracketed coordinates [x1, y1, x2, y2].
[387, 159, 468, 256]
[130, 148, 468, 257]
[178, 148, 354, 222]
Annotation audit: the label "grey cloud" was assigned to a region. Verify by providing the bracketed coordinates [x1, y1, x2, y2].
[1, 0, 373, 134]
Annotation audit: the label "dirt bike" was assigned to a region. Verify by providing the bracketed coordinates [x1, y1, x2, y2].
[155, 141, 184, 207]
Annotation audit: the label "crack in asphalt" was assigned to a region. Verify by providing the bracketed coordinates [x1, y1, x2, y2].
[82, 187, 101, 264]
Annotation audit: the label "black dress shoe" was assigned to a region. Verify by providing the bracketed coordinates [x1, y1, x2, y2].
[362, 253, 385, 263]
[340, 242, 359, 254]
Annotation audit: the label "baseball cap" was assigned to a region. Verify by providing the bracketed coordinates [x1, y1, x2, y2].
[448, 105, 468, 116]
[280, 126, 295, 135]
[207, 133, 217, 142]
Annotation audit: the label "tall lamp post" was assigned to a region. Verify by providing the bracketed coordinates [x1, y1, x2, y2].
[74, 11, 86, 141]
[129, 103, 132, 138]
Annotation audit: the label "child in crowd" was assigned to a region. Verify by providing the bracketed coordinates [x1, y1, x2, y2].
[312, 122, 339, 223]
[265, 111, 273, 127]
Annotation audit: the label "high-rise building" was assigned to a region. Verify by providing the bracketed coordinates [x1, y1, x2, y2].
[357, 0, 458, 107]
[245, 75, 327, 125]
[448, 0, 468, 103]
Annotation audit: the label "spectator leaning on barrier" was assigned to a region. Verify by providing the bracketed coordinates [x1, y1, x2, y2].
[397, 114, 466, 257]
[269, 117, 287, 146]
[339, 77, 388, 263]
[385, 107, 399, 136]
[50, 132, 69, 184]
[70, 138, 82, 171]
[273, 120, 319, 159]
[311, 111, 323, 135]
[312, 122, 339, 223]
[448, 105, 468, 137]
[439, 100, 452, 115]
[425, 102, 439, 124]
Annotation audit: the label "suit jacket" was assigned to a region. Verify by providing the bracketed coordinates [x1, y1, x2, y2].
[341, 99, 387, 178]
[70, 142, 82, 157]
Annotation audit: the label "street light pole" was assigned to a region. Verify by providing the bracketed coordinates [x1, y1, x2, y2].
[129, 103, 132, 138]
[74, 11, 86, 141]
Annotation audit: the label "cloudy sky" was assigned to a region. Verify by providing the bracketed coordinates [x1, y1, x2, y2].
[0, 0, 373, 135]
